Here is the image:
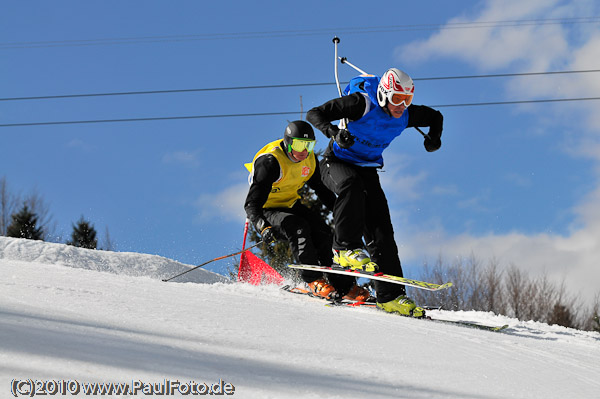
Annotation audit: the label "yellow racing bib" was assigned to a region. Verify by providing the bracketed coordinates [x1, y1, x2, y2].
[246, 139, 315, 208]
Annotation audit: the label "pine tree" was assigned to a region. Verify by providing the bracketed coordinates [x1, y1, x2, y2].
[6, 204, 44, 240]
[67, 216, 98, 249]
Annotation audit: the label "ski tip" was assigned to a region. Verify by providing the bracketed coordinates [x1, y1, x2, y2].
[438, 282, 453, 290]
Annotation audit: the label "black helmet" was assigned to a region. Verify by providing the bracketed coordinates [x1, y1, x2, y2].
[283, 120, 315, 153]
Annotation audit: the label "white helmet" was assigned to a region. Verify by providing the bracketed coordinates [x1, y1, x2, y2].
[377, 68, 414, 108]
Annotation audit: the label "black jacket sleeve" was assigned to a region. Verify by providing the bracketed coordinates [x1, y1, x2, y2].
[306, 93, 367, 138]
[243, 154, 280, 226]
[307, 160, 336, 211]
[308, 94, 443, 143]
[407, 104, 444, 141]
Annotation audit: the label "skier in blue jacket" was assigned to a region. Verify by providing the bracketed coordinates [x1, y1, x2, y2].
[306, 68, 443, 317]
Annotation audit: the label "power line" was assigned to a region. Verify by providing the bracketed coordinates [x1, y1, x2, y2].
[0, 112, 298, 128]
[0, 82, 333, 102]
[2, 17, 599, 49]
[2, 97, 600, 128]
[430, 97, 600, 108]
[2, 69, 599, 102]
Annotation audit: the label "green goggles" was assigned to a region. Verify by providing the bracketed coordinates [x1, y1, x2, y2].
[288, 138, 316, 153]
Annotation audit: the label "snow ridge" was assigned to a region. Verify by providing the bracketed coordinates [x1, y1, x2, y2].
[0, 236, 228, 284]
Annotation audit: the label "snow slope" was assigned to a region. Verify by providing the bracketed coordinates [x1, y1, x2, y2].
[1, 237, 599, 399]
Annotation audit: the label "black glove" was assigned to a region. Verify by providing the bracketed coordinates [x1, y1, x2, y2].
[424, 136, 442, 152]
[260, 227, 277, 244]
[424, 128, 442, 152]
[255, 218, 277, 244]
[332, 128, 355, 149]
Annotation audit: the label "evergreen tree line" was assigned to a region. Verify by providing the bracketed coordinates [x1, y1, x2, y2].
[237, 168, 600, 332]
[1, 177, 112, 250]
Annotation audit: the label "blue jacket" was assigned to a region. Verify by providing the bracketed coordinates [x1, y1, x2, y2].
[333, 75, 409, 167]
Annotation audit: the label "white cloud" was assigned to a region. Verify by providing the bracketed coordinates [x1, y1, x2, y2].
[398, 0, 595, 72]
[503, 34, 600, 134]
[162, 150, 201, 168]
[401, 21, 564, 70]
[195, 182, 248, 223]
[379, 152, 427, 201]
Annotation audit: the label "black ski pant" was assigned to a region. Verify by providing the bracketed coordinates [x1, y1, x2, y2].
[320, 156, 406, 302]
[263, 202, 356, 295]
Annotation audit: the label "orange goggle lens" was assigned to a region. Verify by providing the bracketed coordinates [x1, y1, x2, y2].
[289, 138, 316, 153]
[389, 93, 413, 107]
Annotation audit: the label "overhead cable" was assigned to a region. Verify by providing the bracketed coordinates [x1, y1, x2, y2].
[2, 16, 599, 49]
[2, 69, 599, 102]
[2, 97, 600, 128]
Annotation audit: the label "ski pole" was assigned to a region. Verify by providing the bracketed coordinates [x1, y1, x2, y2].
[413, 126, 430, 139]
[162, 240, 263, 282]
[339, 57, 369, 75]
[337, 53, 430, 140]
[332, 37, 344, 98]
[332, 36, 349, 130]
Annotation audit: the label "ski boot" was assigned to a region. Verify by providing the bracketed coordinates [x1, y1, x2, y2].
[333, 249, 378, 273]
[307, 278, 337, 300]
[376, 295, 426, 318]
[343, 284, 372, 302]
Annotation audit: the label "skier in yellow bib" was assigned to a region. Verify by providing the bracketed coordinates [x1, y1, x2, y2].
[244, 121, 369, 301]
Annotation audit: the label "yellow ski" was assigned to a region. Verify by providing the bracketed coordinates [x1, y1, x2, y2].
[288, 264, 453, 291]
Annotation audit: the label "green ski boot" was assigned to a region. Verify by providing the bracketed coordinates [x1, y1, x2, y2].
[333, 249, 378, 273]
[377, 295, 426, 318]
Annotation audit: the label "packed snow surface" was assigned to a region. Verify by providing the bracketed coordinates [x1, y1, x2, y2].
[1, 236, 599, 398]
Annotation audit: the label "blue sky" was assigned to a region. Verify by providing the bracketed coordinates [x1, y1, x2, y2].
[2, 1, 599, 304]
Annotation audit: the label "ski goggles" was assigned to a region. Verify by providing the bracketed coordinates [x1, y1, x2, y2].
[389, 92, 413, 107]
[289, 138, 316, 153]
